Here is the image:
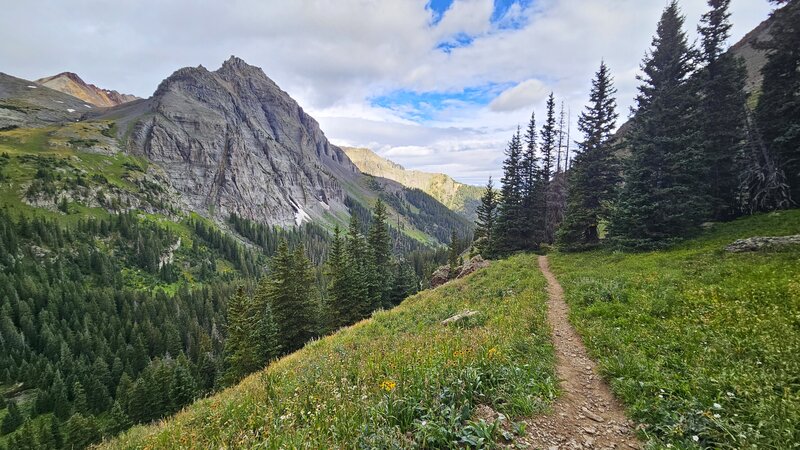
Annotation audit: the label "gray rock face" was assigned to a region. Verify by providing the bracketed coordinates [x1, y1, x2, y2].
[115, 56, 359, 226]
[724, 235, 800, 252]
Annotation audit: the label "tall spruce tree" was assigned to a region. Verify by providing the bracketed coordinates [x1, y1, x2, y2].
[522, 112, 546, 248]
[222, 287, 260, 384]
[558, 61, 620, 250]
[697, 0, 748, 219]
[268, 240, 319, 354]
[474, 176, 498, 257]
[496, 129, 525, 253]
[324, 225, 349, 330]
[367, 199, 392, 309]
[754, 0, 800, 202]
[344, 215, 371, 321]
[609, 1, 705, 248]
[541, 93, 559, 244]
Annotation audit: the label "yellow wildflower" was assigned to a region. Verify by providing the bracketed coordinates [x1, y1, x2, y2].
[487, 347, 499, 358]
[380, 380, 397, 392]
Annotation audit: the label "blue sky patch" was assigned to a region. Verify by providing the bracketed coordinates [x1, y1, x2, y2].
[371, 82, 514, 122]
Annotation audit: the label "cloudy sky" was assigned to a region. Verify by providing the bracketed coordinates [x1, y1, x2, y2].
[0, 0, 773, 185]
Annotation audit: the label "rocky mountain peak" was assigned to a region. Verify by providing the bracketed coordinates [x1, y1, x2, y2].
[116, 57, 358, 226]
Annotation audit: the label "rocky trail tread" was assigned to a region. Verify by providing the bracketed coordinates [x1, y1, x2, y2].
[515, 256, 639, 449]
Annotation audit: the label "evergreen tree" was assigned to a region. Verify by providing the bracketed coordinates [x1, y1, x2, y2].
[609, 1, 705, 248]
[697, 0, 748, 219]
[754, 0, 800, 203]
[367, 199, 392, 309]
[448, 230, 459, 273]
[389, 261, 418, 305]
[0, 400, 23, 435]
[169, 355, 197, 413]
[474, 177, 498, 257]
[325, 225, 349, 330]
[558, 61, 620, 250]
[268, 240, 319, 354]
[63, 413, 101, 450]
[344, 215, 370, 321]
[541, 93, 559, 244]
[495, 129, 525, 253]
[222, 287, 260, 384]
[106, 400, 131, 435]
[522, 112, 546, 248]
[71, 381, 88, 415]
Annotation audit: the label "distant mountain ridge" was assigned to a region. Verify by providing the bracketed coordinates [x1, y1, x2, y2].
[36, 72, 139, 107]
[342, 146, 482, 219]
[0, 57, 472, 246]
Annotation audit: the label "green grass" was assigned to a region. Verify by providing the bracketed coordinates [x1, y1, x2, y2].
[550, 210, 800, 449]
[103, 255, 556, 449]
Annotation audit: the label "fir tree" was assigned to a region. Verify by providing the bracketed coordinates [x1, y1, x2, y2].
[541, 93, 559, 244]
[558, 61, 620, 250]
[448, 230, 459, 273]
[0, 400, 22, 435]
[268, 240, 319, 354]
[754, 0, 800, 203]
[474, 177, 498, 257]
[325, 225, 349, 330]
[344, 215, 370, 321]
[609, 1, 705, 248]
[496, 129, 525, 253]
[522, 111, 546, 248]
[106, 401, 131, 435]
[697, 0, 748, 219]
[222, 287, 260, 384]
[367, 199, 392, 309]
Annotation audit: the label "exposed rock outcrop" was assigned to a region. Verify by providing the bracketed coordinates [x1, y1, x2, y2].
[430, 266, 451, 288]
[457, 255, 490, 278]
[431, 255, 490, 288]
[98, 56, 359, 226]
[724, 235, 800, 252]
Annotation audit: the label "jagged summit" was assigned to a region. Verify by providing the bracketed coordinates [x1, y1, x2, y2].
[104, 56, 358, 226]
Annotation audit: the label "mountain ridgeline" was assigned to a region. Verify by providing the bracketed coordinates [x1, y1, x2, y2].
[0, 56, 473, 448]
[342, 147, 483, 219]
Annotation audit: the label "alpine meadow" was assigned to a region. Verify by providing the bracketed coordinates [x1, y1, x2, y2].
[0, 0, 797, 449]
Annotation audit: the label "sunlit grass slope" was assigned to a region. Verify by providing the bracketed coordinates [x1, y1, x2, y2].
[550, 210, 800, 449]
[104, 255, 556, 449]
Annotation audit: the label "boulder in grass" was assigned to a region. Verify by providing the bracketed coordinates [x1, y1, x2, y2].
[724, 235, 800, 252]
[430, 266, 451, 287]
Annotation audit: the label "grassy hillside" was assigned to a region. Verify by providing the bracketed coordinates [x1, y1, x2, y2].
[550, 210, 800, 448]
[103, 255, 556, 449]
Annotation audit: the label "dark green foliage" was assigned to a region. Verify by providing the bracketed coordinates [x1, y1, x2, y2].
[496, 129, 526, 253]
[473, 177, 498, 258]
[63, 413, 100, 450]
[367, 199, 392, 308]
[229, 214, 331, 265]
[268, 240, 320, 354]
[697, 0, 749, 220]
[558, 61, 620, 251]
[609, 1, 706, 249]
[754, 0, 800, 204]
[541, 93, 559, 244]
[222, 282, 281, 385]
[448, 229, 459, 272]
[0, 401, 23, 435]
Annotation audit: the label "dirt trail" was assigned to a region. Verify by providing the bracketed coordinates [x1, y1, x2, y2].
[516, 256, 639, 449]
